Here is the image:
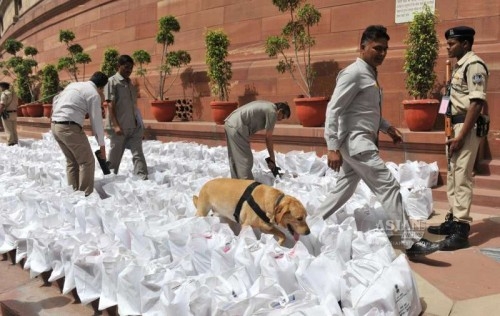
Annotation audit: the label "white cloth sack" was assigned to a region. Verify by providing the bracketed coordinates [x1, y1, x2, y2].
[401, 187, 434, 220]
[342, 254, 422, 316]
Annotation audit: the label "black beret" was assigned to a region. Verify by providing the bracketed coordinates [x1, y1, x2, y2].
[445, 26, 475, 39]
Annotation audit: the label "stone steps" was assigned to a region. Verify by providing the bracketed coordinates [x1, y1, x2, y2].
[432, 159, 500, 210]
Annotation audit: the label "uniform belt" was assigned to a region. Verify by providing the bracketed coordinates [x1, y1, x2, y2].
[52, 121, 82, 128]
[451, 115, 466, 125]
[6, 110, 17, 113]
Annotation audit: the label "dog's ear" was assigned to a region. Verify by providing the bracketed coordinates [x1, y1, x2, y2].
[274, 201, 289, 226]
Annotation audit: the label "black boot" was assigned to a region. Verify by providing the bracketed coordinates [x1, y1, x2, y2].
[440, 222, 470, 251]
[428, 213, 455, 235]
[406, 238, 442, 260]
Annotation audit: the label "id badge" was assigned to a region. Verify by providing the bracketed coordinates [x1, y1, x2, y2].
[439, 96, 450, 114]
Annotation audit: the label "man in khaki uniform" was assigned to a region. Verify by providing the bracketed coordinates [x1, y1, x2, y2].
[0, 82, 19, 146]
[428, 26, 489, 250]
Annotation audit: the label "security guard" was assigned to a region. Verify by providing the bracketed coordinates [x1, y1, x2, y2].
[428, 26, 489, 250]
[0, 82, 19, 146]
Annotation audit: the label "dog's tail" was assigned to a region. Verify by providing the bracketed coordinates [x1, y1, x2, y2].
[192, 195, 198, 208]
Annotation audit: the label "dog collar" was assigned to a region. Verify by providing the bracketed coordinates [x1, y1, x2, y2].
[274, 193, 286, 223]
[274, 193, 285, 209]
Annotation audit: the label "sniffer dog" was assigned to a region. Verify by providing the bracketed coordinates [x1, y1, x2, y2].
[193, 178, 310, 245]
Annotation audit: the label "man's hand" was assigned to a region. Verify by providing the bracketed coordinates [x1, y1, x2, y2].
[327, 150, 342, 172]
[113, 125, 123, 135]
[265, 157, 282, 177]
[447, 136, 464, 156]
[99, 146, 106, 160]
[387, 126, 403, 144]
[266, 157, 276, 170]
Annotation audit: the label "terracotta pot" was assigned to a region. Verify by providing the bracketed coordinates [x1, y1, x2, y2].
[403, 99, 440, 131]
[210, 100, 238, 125]
[21, 105, 29, 117]
[17, 106, 23, 117]
[43, 103, 53, 118]
[25, 102, 44, 117]
[151, 99, 177, 122]
[294, 96, 329, 127]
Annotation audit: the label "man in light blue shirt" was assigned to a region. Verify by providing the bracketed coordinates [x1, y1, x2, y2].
[317, 25, 442, 260]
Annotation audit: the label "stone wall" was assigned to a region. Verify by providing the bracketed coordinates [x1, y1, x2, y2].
[0, 0, 498, 158]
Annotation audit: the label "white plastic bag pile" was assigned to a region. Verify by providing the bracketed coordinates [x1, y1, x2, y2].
[0, 133, 435, 315]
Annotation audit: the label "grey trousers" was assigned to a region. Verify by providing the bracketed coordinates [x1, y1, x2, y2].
[107, 125, 148, 179]
[316, 149, 420, 249]
[224, 124, 254, 180]
[51, 123, 95, 196]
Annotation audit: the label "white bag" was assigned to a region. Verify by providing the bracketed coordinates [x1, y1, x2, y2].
[318, 217, 356, 262]
[399, 161, 439, 188]
[343, 254, 422, 316]
[99, 247, 134, 311]
[260, 241, 310, 293]
[295, 249, 345, 302]
[73, 243, 103, 305]
[117, 260, 146, 316]
[401, 187, 433, 220]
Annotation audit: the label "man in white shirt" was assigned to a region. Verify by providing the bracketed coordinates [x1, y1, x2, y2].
[317, 25, 442, 260]
[51, 71, 108, 196]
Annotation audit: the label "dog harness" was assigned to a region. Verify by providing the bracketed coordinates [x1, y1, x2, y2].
[233, 182, 285, 224]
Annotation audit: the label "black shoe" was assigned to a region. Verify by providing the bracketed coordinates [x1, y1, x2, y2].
[441, 222, 470, 251]
[428, 214, 455, 235]
[406, 238, 442, 260]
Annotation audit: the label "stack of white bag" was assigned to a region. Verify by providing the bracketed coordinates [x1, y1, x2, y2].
[387, 160, 439, 220]
[0, 135, 424, 315]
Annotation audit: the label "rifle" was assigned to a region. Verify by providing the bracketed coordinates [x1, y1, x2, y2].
[444, 60, 453, 171]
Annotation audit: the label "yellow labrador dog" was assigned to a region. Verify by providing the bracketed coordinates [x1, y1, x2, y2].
[193, 178, 310, 245]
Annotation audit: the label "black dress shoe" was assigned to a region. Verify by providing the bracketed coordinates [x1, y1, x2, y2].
[428, 214, 455, 235]
[441, 222, 470, 251]
[406, 238, 441, 260]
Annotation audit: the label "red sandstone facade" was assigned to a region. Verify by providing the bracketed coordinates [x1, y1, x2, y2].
[1, 0, 499, 161]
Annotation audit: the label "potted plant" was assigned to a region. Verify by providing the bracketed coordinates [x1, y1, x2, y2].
[265, 0, 327, 127]
[2, 39, 43, 117]
[132, 15, 191, 122]
[402, 4, 440, 131]
[57, 29, 92, 82]
[40, 64, 60, 118]
[205, 29, 238, 125]
[100, 47, 120, 118]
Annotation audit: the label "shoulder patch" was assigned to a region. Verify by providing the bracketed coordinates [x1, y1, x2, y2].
[472, 73, 485, 84]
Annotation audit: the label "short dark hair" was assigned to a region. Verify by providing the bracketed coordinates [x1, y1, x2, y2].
[456, 36, 474, 47]
[118, 54, 134, 66]
[89, 71, 108, 88]
[0, 82, 10, 90]
[275, 102, 291, 118]
[360, 25, 390, 47]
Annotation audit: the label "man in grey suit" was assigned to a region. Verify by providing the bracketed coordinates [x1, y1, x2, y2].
[316, 25, 441, 260]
